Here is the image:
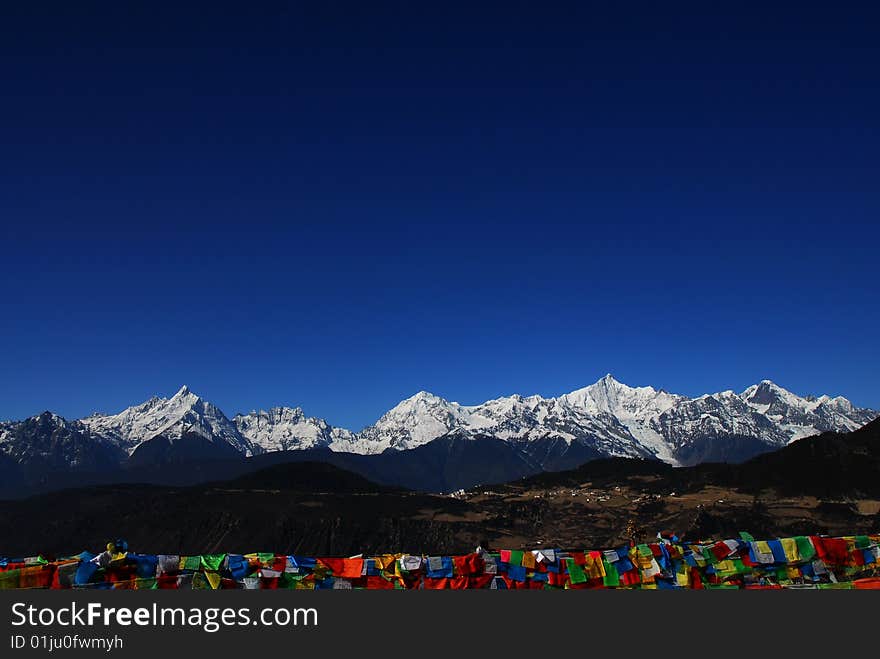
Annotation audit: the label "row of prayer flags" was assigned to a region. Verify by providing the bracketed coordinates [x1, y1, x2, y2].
[1, 533, 878, 590]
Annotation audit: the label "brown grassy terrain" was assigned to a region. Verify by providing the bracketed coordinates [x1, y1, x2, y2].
[447, 477, 880, 550]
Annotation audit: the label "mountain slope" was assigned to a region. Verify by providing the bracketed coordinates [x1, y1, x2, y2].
[0, 412, 126, 484]
[726, 415, 880, 498]
[211, 460, 401, 494]
[232, 431, 545, 493]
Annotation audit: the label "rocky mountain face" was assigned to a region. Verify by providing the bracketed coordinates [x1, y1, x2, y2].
[0, 377, 876, 490]
[232, 407, 355, 453]
[0, 412, 125, 485]
[741, 380, 872, 438]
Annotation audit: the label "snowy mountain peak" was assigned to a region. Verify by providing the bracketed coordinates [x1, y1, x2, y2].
[401, 390, 448, 405]
[395, 390, 453, 410]
[742, 380, 818, 410]
[562, 375, 678, 418]
[350, 391, 466, 453]
[744, 379, 789, 398]
[171, 384, 196, 401]
[31, 411, 67, 425]
[80, 386, 254, 456]
[373, 391, 461, 427]
[586, 373, 634, 395]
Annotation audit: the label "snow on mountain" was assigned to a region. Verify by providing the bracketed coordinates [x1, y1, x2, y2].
[557, 375, 685, 463]
[332, 384, 653, 458]
[233, 407, 355, 452]
[739, 379, 875, 441]
[651, 389, 787, 459]
[81, 385, 255, 456]
[0, 411, 126, 471]
[7, 376, 876, 470]
[335, 375, 702, 462]
[331, 375, 878, 465]
[177, 377, 880, 464]
[0, 421, 15, 447]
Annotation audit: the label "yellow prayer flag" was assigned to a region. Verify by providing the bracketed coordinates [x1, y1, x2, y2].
[205, 571, 221, 590]
[780, 538, 800, 563]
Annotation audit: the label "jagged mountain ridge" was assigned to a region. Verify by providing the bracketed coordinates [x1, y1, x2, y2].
[316, 375, 876, 465]
[0, 412, 125, 484]
[1, 377, 876, 475]
[231, 406, 355, 453]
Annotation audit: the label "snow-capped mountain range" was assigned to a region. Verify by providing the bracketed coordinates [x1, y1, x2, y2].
[319, 376, 876, 464]
[1, 377, 876, 473]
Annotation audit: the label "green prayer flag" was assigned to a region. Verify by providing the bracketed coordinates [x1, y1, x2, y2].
[794, 536, 815, 561]
[200, 554, 226, 571]
[701, 547, 717, 564]
[508, 550, 524, 566]
[183, 556, 201, 571]
[191, 573, 211, 589]
[602, 559, 620, 587]
[739, 532, 755, 542]
[565, 559, 587, 584]
[0, 570, 21, 589]
[279, 573, 299, 589]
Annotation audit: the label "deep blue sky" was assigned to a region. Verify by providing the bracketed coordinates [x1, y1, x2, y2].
[1, 2, 878, 428]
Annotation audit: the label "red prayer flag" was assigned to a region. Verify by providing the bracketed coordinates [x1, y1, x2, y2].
[155, 574, 179, 589]
[365, 576, 396, 590]
[453, 553, 483, 575]
[853, 577, 880, 590]
[569, 552, 587, 565]
[711, 542, 730, 561]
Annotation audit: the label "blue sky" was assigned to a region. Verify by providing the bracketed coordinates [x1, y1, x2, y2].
[1, 2, 878, 429]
